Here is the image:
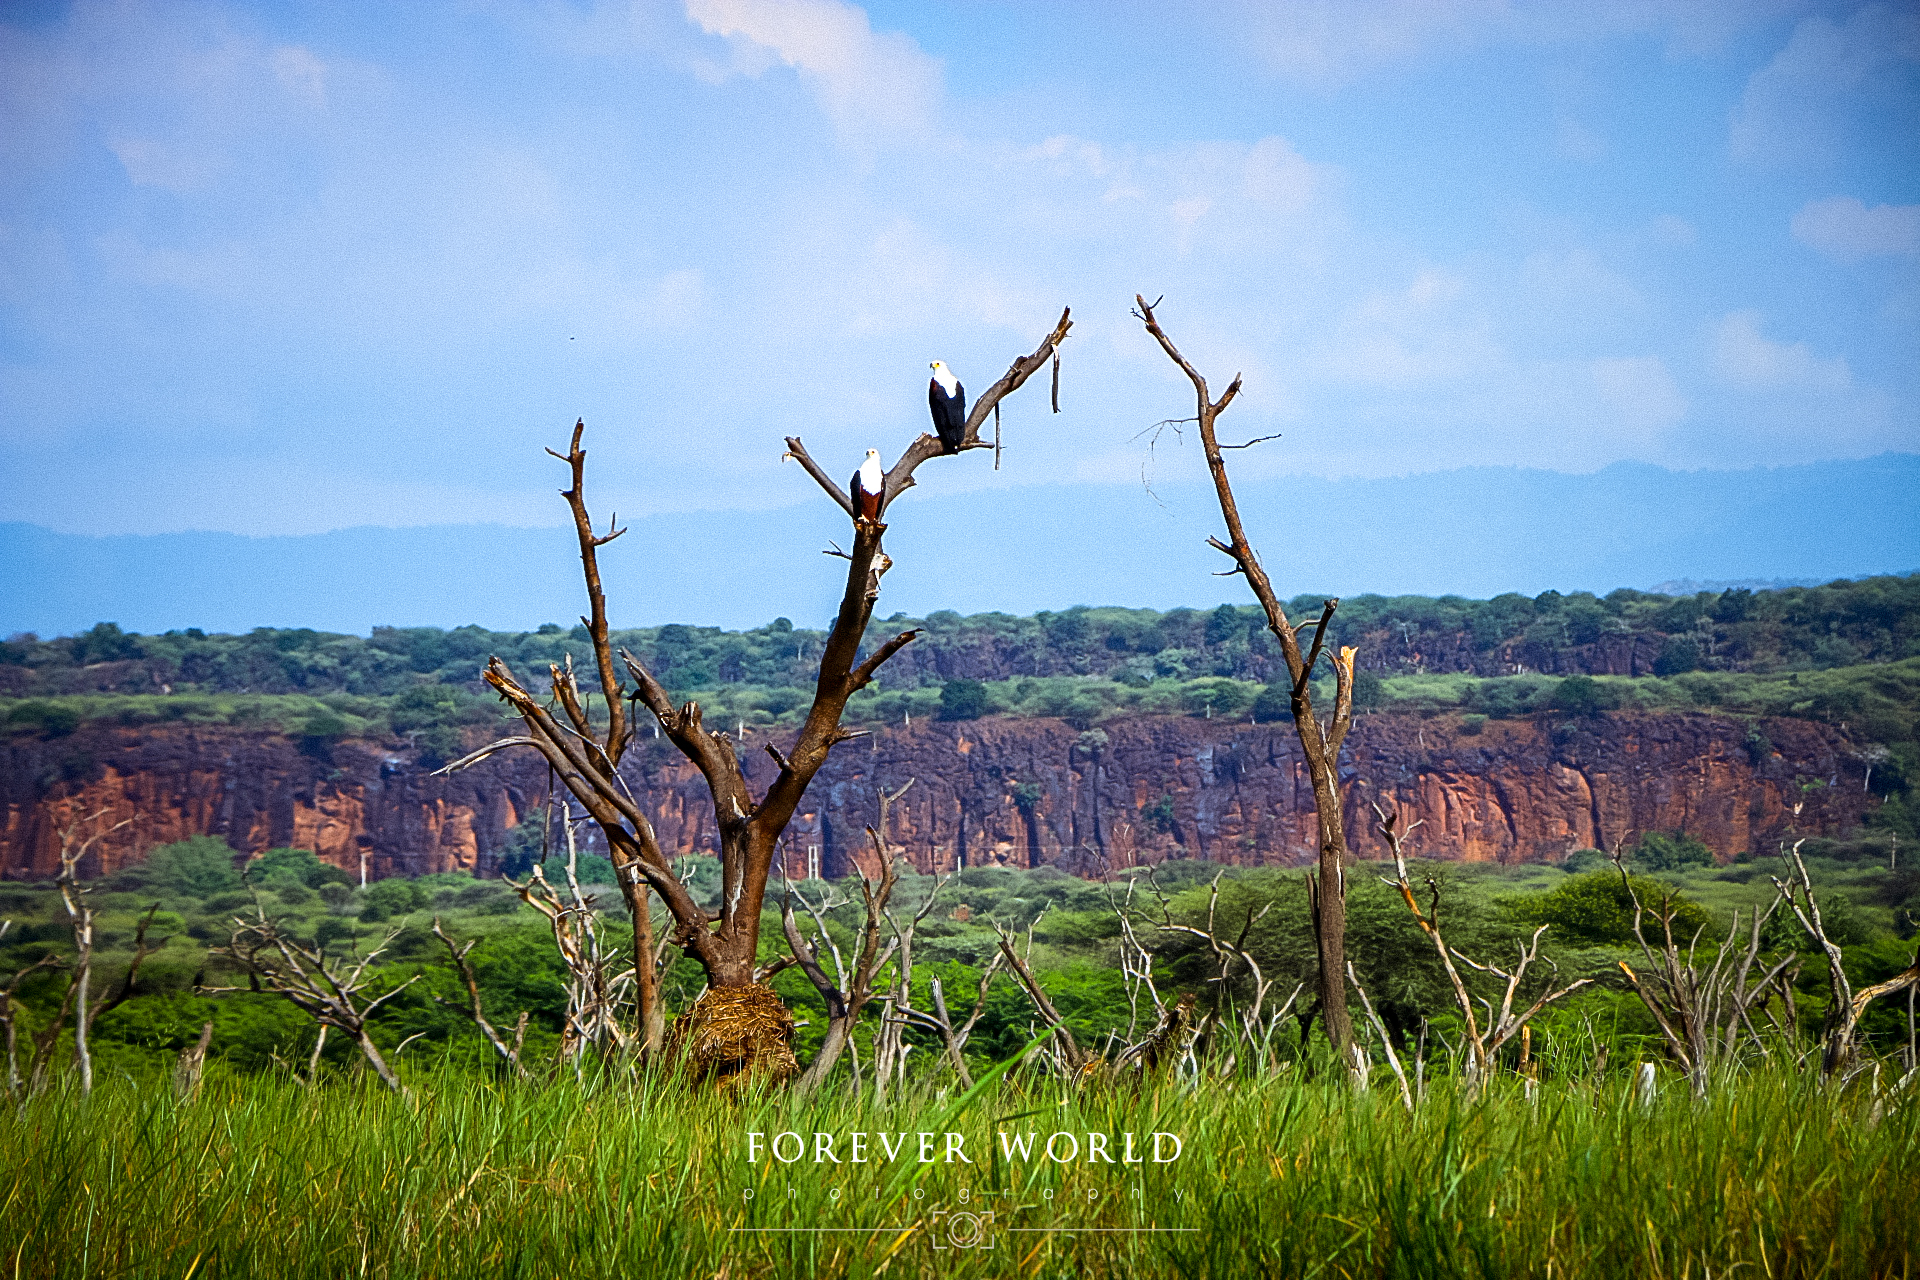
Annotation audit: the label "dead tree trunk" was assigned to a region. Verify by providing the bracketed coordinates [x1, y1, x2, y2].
[866, 861, 952, 1100]
[995, 918, 1091, 1077]
[0, 922, 62, 1102]
[1773, 839, 1920, 1079]
[53, 811, 142, 1096]
[1134, 296, 1359, 1065]
[201, 905, 420, 1092]
[431, 919, 529, 1080]
[444, 309, 1071, 1085]
[1376, 805, 1590, 1093]
[907, 959, 1002, 1090]
[173, 1020, 214, 1100]
[507, 806, 631, 1069]
[783, 780, 915, 1094]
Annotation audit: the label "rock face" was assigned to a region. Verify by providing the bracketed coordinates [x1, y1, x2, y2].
[0, 712, 1871, 881]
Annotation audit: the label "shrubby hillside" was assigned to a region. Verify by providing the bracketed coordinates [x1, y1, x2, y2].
[6, 573, 1916, 701]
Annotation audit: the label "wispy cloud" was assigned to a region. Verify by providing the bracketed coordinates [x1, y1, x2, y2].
[684, 0, 941, 148]
[1729, 2, 1920, 166]
[1712, 310, 1850, 388]
[1792, 195, 1920, 259]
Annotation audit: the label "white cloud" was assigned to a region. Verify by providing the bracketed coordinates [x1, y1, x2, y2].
[1238, 0, 1508, 87]
[684, 0, 941, 147]
[1233, 0, 1805, 87]
[1792, 196, 1920, 259]
[107, 137, 226, 192]
[1312, 268, 1502, 385]
[1730, 3, 1920, 165]
[270, 46, 328, 108]
[1520, 248, 1643, 313]
[1711, 310, 1850, 388]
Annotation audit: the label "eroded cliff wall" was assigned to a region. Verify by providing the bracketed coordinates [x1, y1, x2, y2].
[0, 712, 1870, 881]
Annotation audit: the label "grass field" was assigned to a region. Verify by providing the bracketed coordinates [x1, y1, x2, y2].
[3, 1063, 1914, 1279]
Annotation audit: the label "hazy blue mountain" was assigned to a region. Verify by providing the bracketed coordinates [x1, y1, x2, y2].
[5, 454, 1916, 637]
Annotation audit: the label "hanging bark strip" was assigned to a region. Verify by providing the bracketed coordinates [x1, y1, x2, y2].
[445, 308, 1071, 1082]
[1132, 294, 1361, 1067]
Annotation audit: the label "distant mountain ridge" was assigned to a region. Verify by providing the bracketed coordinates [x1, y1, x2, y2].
[4, 453, 1917, 636]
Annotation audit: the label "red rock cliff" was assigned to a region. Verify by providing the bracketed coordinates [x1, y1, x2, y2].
[0, 711, 1870, 880]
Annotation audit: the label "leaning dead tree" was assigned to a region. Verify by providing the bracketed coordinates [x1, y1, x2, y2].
[994, 916, 1092, 1077]
[1134, 296, 1360, 1063]
[781, 779, 915, 1094]
[430, 919, 529, 1080]
[1376, 805, 1590, 1091]
[446, 309, 1071, 1083]
[202, 905, 421, 1092]
[1772, 839, 1920, 1079]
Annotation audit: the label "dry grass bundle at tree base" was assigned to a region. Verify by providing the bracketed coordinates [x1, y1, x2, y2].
[674, 983, 798, 1087]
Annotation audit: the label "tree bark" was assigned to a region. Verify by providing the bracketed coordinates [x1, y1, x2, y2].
[1133, 296, 1359, 1065]
[451, 309, 1071, 1083]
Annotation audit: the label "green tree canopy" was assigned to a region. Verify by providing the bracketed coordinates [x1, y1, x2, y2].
[1504, 871, 1711, 946]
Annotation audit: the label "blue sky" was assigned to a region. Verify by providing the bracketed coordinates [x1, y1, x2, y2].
[1, 0, 1915, 540]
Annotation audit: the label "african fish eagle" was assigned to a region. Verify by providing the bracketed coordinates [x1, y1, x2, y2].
[929, 361, 966, 454]
[851, 449, 885, 521]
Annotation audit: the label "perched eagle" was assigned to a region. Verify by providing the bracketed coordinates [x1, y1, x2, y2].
[851, 449, 885, 521]
[929, 361, 966, 454]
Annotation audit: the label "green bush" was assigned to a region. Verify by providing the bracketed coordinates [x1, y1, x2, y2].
[1552, 675, 1622, 717]
[146, 837, 243, 898]
[1632, 830, 1716, 872]
[248, 846, 333, 888]
[5, 699, 83, 737]
[1654, 636, 1701, 676]
[1505, 871, 1712, 946]
[1251, 685, 1292, 724]
[938, 679, 990, 721]
[313, 918, 357, 948]
[359, 877, 428, 922]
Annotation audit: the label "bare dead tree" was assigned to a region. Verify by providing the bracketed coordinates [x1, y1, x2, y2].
[505, 804, 632, 1070]
[1605, 845, 1799, 1098]
[782, 779, 916, 1094]
[1346, 966, 1414, 1110]
[443, 310, 1070, 1082]
[0, 921, 63, 1102]
[1109, 869, 1301, 1077]
[868, 858, 964, 1100]
[994, 915, 1091, 1077]
[1375, 805, 1590, 1091]
[430, 919, 529, 1080]
[172, 1020, 215, 1101]
[201, 906, 420, 1092]
[1134, 296, 1360, 1064]
[52, 811, 149, 1095]
[890, 950, 1004, 1090]
[1105, 875, 1165, 1043]
[1772, 838, 1920, 1079]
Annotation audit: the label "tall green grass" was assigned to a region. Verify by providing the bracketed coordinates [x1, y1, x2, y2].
[3, 1065, 1912, 1278]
